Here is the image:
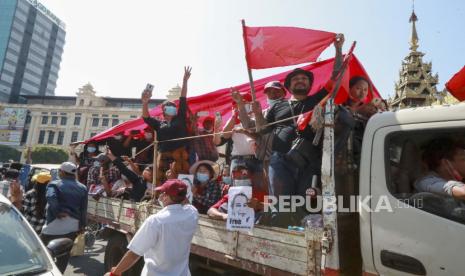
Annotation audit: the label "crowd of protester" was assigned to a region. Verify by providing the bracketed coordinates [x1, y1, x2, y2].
[47, 33, 385, 228]
[0, 33, 395, 274]
[0, 33, 390, 244]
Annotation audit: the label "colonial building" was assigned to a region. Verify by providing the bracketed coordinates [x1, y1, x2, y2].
[166, 84, 181, 101]
[389, 9, 458, 109]
[0, 83, 163, 153]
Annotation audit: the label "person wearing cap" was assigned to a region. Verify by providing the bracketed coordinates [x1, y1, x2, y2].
[190, 115, 220, 162]
[189, 160, 223, 214]
[263, 34, 344, 227]
[106, 179, 198, 276]
[15, 172, 51, 234]
[207, 161, 267, 222]
[41, 161, 87, 273]
[141, 67, 192, 186]
[87, 152, 120, 193]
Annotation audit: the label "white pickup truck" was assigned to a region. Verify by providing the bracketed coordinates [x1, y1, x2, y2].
[88, 101, 465, 275]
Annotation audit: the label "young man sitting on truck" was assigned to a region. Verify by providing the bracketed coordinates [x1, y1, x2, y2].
[415, 137, 465, 200]
[105, 179, 198, 276]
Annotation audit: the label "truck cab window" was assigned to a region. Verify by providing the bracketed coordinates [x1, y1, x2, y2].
[386, 129, 465, 225]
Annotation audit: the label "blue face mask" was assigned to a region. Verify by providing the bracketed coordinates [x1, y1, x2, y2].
[87, 147, 96, 153]
[222, 176, 232, 185]
[267, 98, 281, 106]
[164, 106, 177, 116]
[196, 172, 210, 183]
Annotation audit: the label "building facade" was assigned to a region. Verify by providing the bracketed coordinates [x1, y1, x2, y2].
[0, 83, 163, 154]
[0, 0, 65, 103]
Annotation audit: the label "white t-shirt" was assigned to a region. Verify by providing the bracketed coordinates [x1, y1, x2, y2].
[128, 204, 199, 276]
[231, 124, 255, 156]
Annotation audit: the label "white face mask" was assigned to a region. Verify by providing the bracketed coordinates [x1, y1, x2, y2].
[234, 179, 252, 187]
[244, 104, 252, 113]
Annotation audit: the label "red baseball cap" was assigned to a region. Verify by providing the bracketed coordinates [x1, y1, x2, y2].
[155, 179, 188, 197]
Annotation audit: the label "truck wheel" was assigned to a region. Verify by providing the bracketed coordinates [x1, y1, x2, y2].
[104, 233, 144, 276]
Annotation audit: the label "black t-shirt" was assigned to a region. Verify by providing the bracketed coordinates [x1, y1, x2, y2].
[265, 89, 327, 153]
[143, 97, 188, 152]
[106, 137, 130, 157]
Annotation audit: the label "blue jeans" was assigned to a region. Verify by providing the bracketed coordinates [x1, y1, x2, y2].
[268, 151, 320, 227]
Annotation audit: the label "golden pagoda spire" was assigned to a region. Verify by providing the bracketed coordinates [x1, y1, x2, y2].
[409, 1, 419, 51]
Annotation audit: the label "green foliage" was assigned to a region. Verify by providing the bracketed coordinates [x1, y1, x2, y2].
[0, 144, 21, 163]
[31, 146, 68, 164]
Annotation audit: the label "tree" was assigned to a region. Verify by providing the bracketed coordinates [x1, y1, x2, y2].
[31, 146, 68, 164]
[0, 145, 21, 163]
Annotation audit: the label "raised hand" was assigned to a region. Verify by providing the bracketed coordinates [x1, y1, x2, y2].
[251, 101, 262, 115]
[183, 66, 192, 83]
[230, 88, 242, 104]
[141, 89, 152, 105]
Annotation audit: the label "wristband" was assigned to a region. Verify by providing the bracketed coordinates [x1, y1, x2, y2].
[110, 272, 120, 276]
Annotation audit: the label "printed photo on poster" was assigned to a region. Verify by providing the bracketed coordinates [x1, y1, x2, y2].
[178, 174, 194, 203]
[227, 186, 254, 232]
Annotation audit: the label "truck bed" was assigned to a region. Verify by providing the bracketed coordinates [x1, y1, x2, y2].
[87, 196, 324, 275]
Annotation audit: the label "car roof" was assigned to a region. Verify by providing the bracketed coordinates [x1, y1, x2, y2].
[366, 102, 465, 131]
[31, 164, 61, 170]
[0, 193, 11, 205]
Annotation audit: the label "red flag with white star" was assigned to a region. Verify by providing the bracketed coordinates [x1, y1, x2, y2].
[446, 65, 465, 101]
[242, 24, 336, 69]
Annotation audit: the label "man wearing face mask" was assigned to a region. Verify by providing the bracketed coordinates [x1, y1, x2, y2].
[191, 116, 219, 162]
[264, 34, 344, 227]
[142, 67, 192, 186]
[106, 179, 198, 276]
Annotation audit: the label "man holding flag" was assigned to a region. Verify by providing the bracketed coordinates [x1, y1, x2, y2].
[263, 34, 345, 227]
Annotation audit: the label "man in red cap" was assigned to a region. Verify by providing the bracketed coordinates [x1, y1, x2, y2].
[107, 179, 198, 276]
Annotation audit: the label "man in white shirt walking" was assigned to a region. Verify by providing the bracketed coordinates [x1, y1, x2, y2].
[106, 179, 199, 276]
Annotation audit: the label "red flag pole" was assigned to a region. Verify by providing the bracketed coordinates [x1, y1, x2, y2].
[241, 19, 257, 102]
[241, 19, 261, 132]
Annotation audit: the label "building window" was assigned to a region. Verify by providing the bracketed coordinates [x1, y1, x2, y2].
[74, 117, 81, 126]
[38, 130, 45, 144]
[92, 118, 99, 127]
[57, 131, 64, 145]
[47, 131, 55, 144]
[21, 129, 28, 144]
[79, 99, 84, 106]
[51, 116, 58, 125]
[41, 116, 48, 124]
[60, 117, 67, 126]
[25, 111, 31, 124]
[102, 118, 109, 127]
[71, 131, 79, 143]
[112, 119, 119, 126]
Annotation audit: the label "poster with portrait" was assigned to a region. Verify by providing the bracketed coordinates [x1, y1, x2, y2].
[226, 186, 254, 232]
[177, 174, 194, 203]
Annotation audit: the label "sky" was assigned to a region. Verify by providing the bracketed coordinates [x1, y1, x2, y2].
[39, 0, 465, 100]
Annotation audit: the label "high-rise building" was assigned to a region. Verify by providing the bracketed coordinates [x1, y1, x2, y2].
[0, 0, 65, 103]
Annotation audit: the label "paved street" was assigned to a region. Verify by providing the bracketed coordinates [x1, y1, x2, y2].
[65, 239, 106, 276]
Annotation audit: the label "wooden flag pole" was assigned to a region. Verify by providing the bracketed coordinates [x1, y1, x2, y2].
[241, 19, 260, 132]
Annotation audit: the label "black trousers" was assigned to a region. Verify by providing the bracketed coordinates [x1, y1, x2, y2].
[41, 232, 78, 273]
